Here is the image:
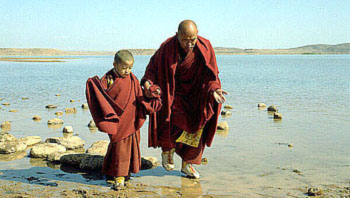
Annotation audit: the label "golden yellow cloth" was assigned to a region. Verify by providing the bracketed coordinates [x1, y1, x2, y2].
[176, 128, 203, 147]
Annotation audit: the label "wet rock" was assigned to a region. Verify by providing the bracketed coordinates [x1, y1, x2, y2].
[79, 155, 104, 170]
[2, 103, 10, 106]
[60, 153, 90, 166]
[47, 118, 64, 125]
[9, 110, 18, 113]
[63, 126, 73, 133]
[307, 187, 323, 196]
[65, 107, 77, 114]
[258, 103, 266, 108]
[273, 112, 282, 119]
[88, 120, 96, 128]
[81, 103, 89, 109]
[19, 136, 42, 146]
[0, 133, 16, 143]
[0, 122, 11, 132]
[201, 158, 208, 165]
[45, 104, 57, 109]
[22, 97, 29, 100]
[30, 143, 66, 158]
[70, 99, 75, 103]
[0, 151, 27, 161]
[86, 140, 109, 156]
[141, 158, 153, 170]
[32, 115, 41, 121]
[47, 150, 80, 162]
[55, 111, 64, 116]
[267, 105, 278, 112]
[217, 121, 229, 130]
[224, 105, 233, 109]
[142, 156, 159, 167]
[45, 136, 85, 150]
[221, 110, 232, 116]
[0, 140, 27, 154]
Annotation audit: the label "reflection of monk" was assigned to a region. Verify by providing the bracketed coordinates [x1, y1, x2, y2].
[142, 20, 228, 178]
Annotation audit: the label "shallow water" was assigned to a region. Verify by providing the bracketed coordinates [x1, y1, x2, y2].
[0, 55, 349, 197]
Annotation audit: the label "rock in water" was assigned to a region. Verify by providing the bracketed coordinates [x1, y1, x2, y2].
[267, 105, 278, 112]
[45, 136, 85, 150]
[141, 158, 153, 170]
[2, 103, 10, 106]
[30, 143, 66, 158]
[63, 126, 74, 133]
[32, 115, 41, 121]
[55, 111, 63, 116]
[45, 104, 57, 109]
[86, 140, 109, 156]
[65, 107, 77, 114]
[47, 118, 64, 125]
[60, 153, 90, 167]
[79, 155, 104, 170]
[257, 103, 266, 108]
[88, 120, 96, 128]
[224, 105, 233, 109]
[81, 103, 89, 109]
[1, 121, 11, 129]
[307, 187, 323, 196]
[221, 110, 232, 116]
[273, 112, 282, 119]
[19, 136, 42, 146]
[217, 121, 229, 130]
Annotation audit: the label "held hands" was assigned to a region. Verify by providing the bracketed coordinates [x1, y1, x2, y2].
[144, 81, 161, 98]
[213, 89, 228, 104]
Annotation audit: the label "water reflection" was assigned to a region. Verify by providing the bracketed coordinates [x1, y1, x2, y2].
[0, 151, 27, 162]
[180, 177, 203, 197]
[216, 129, 229, 138]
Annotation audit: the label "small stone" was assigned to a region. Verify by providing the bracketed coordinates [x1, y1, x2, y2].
[47, 118, 64, 125]
[63, 126, 73, 133]
[217, 121, 229, 130]
[45, 104, 57, 109]
[70, 99, 75, 103]
[65, 107, 77, 114]
[201, 158, 208, 165]
[32, 115, 42, 121]
[2, 103, 10, 106]
[55, 111, 64, 116]
[307, 187, 323, 196]
[267, 105, 278, 112]
[258, 103, 266, 108]
[88, 120, 96, 128]
[1, 121, 11, 129]
[81, 103, 89, 109]
[221, 110, 232, 116]
[224, 105, 233, 109]
[9, 110, 18, 113]
[274, 112, 282, 119]
[22, 97, 29, 100]
[55, 94, 61, 96]
[288, 143, 293, 148]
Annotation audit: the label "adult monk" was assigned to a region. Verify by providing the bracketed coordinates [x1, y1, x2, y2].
[141, 20, 227, 179]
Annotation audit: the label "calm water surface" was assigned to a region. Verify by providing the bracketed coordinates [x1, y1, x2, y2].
[0, 55, 349, 197]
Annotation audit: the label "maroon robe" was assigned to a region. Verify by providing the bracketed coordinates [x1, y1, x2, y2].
[142, 35, 221, 163]
[86, 70, 162, 176]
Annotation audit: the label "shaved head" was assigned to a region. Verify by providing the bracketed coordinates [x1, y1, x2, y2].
[177, 20, 198, 52]
[178, 20, 198, 35]
[114, 50, 134, 64]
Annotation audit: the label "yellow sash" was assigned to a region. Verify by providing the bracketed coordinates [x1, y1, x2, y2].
[176, 128, 203, 147]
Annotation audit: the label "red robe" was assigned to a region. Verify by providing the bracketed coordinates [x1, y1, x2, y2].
[142, 35, 221, 150]
[86, 70, 161, 176]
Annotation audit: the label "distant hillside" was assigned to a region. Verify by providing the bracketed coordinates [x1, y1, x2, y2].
[1, 43, 349, 56]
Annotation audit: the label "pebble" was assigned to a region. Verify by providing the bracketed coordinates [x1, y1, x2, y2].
[63, 126, 74, 133]
[88, 120, 96, 128]
[2, 103, 10, 106]
[267, 105, 278, 112]
[55, 111, 64, 116]
[32, 115, 42, 121]
[47, 118, 64, 125]
[81, 103, 89, 109]
[9, 110, 18, 113]
[55, 94, 61, 96]
[45, 104, 57, 109]
[274, 112, 282, 119]
[217, 121, 229, 130]
[258, 103, 266, 108]
[224, 105, 233, 109]
[22, 97, 29, 100]
[70, 99, 75, 103]
[221, 110, 232, 116]
[307, 187, 323, 196]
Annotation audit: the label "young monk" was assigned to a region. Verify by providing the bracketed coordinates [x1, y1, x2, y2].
[85, 50, 162, 189]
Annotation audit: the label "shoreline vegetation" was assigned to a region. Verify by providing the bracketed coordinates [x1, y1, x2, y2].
[1, 43, 350, 57]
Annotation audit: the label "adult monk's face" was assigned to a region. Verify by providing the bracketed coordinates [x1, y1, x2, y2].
[113, 60, 133, 78]
[177, 29, 198, 52]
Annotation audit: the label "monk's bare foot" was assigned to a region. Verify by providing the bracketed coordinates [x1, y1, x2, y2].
[161, 148, 175, 171]
[181, 161, 200, 179]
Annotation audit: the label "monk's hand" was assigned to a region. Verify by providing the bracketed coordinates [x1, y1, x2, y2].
[213, 89, 228, 104]
[144, 81, 161, 98]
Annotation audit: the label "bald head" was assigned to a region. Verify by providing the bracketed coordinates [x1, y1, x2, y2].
[114, 50, 134, 64]
[178, 20, 198, 35]
[177, 20, 198, 52]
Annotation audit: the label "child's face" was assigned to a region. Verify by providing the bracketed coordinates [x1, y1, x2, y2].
[113, 60, 133, 78]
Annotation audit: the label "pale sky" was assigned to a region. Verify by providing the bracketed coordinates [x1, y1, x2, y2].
[0, 0, 349, 51]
